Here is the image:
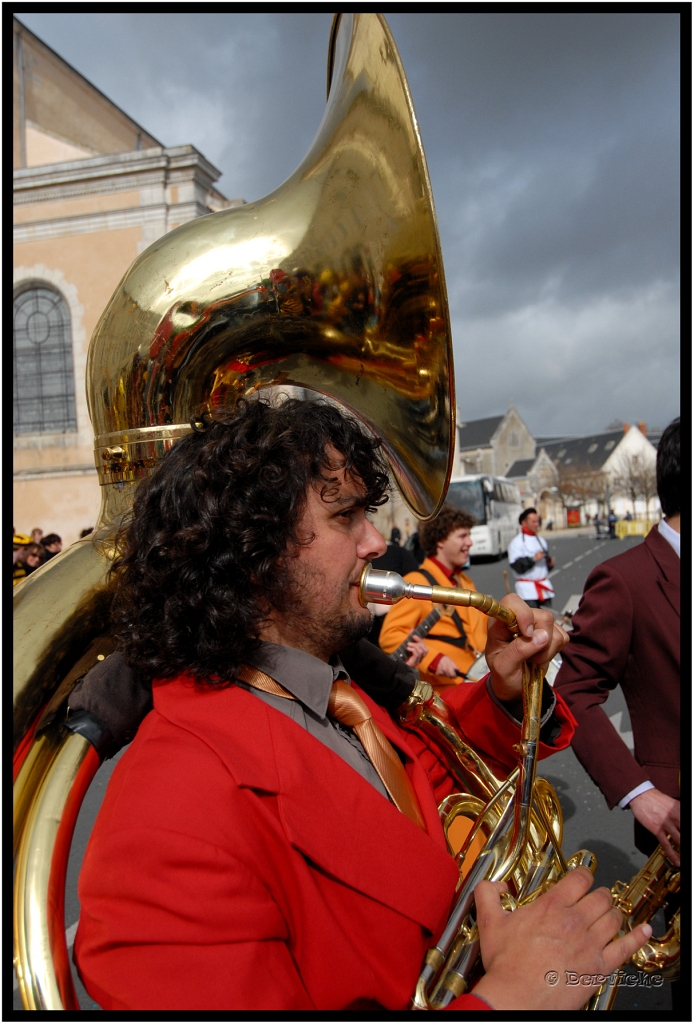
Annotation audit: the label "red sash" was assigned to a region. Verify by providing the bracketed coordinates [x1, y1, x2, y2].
[517, 577, 553, 601]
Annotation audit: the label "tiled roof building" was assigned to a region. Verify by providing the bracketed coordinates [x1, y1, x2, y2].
[459, 407, 659, 525]
[541, 432, 625, 472]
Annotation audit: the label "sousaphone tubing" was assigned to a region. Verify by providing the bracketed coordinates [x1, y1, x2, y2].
[13, 13, 455, 1009]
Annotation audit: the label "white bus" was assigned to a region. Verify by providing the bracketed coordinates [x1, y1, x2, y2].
[445, 474, 522, 560]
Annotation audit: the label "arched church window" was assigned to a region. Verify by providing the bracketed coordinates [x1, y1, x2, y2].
[13, 285, 77, 435]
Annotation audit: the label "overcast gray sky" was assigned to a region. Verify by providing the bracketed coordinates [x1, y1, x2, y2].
[20, 12, 681, 436]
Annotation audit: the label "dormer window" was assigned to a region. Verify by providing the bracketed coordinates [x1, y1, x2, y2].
[605, 441, 615, 450]
[587, 443, 598, 453]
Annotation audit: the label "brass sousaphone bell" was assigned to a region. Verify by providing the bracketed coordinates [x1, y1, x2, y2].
[13, 14, 455, 1010]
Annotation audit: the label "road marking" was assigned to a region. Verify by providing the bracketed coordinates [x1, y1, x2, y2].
[14, 921, 79, 991]
[508, 539, 607, 598]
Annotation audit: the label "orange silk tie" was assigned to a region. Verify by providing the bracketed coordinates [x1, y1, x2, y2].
[238, 666, 426, 831]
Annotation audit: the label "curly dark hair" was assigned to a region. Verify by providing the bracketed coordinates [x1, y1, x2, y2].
[420, 504, 475, 558]
[109, 397, 390, 686]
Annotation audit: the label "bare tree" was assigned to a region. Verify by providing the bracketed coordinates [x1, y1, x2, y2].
[639, 458, 659, 519]
[557, 463, 607, 520]
[612, 451, 657, 519]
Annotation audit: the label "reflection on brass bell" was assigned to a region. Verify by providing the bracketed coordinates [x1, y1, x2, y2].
[88, 13, 455, 522]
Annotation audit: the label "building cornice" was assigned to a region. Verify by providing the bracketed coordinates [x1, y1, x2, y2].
[14, 202, 210, 244]
[14, 464, 97, 481]
[13, 145, 223, 205]
[15, 170, 170, 206]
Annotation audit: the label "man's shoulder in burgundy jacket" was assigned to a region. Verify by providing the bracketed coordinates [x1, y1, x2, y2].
[554, 527, 680, 833]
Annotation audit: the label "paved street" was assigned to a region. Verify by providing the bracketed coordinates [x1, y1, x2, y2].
[14, 533, 671, 1011]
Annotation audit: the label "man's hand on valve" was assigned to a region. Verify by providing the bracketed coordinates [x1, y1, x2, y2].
[472, 867, 652, 1011]
[485, 594, 569, 703]
[629, 790, 680, 866]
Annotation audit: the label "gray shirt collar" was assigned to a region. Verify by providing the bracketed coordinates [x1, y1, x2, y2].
[245, 642, 350, 720]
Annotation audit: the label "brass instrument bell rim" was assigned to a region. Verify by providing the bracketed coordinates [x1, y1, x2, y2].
[86, 11, 457, 524]
[326, 13, 342, 99]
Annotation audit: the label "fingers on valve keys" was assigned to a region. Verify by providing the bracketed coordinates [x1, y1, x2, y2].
[496, 593, 569, 664]
[472, 868, 653, 1011]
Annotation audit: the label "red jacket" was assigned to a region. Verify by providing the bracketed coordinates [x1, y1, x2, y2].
[554, 527, 679, 853]
[75, 674, 575, 1011]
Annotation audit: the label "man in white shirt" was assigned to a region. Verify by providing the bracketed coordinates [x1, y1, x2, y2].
[508, 508, 555, 608]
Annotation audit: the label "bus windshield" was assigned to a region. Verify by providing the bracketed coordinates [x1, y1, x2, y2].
[446, 480, 487, 525]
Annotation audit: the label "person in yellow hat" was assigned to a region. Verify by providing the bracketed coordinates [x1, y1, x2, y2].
[13, 532, 43, 586]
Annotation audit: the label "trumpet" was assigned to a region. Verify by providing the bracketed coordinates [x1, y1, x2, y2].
[359, 566, 679, 1009]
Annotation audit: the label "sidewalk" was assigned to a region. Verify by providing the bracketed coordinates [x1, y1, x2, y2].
[543, 521, 657, 541]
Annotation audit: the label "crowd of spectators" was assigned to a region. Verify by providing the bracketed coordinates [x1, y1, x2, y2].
[12, 526, 94, 586]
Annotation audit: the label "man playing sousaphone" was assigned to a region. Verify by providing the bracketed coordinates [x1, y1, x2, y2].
[12, 13, 657, 1014]
[72, 398, 652, 1012]
[378, 506, 488, 691]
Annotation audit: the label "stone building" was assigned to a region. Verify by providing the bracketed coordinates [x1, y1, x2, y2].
[373, 402, 660, 539]
[505, 449, 562, 524]
[507, 424, 659, 524]
[13, 17, 243, 545]
[456, 401, 535, 477]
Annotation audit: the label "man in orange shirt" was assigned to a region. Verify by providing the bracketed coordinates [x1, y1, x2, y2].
[379, 506, 488, 692]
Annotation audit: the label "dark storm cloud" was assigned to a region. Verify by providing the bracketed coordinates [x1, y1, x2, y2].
[19, 12, 680, 435]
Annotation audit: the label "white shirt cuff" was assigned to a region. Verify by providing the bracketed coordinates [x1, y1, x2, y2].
[619, 780, 655, 809]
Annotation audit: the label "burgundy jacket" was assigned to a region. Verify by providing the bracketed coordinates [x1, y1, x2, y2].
[554, 527, 680, 851]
